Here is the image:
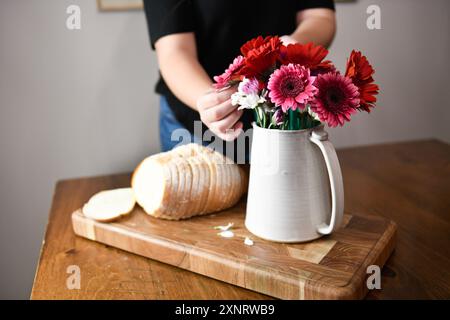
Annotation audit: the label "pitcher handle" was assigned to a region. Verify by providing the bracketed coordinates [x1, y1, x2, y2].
[309, 129, 344, 235]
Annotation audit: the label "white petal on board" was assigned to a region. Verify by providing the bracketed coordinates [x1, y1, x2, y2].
[214, 222, 234, 231]
[217, 230, 234, 238]
[244, 237, 254, 246]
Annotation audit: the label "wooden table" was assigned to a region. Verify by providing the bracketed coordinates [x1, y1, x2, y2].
[31, 140, 450, 299]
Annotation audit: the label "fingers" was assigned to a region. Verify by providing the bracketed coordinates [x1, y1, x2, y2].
[196, 85, 243, 141]
[204, 85, 233, 94]
[202, 99, 236, 123]
[212, 109, 243, 134]
[198, 87, 236, 110]
[220, 121, 244, 141]
[212, 86, 236, 104]
[212, 110, 244, 141]
[280, 35, 297, 45]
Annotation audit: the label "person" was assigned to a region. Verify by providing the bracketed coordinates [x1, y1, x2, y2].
[143, 0, 336, 154]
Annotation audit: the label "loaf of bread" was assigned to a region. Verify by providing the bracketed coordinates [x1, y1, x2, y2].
[131, 143, 248, 220]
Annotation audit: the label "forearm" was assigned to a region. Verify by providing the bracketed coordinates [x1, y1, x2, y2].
[156, 39, 212, 111]
[290, 9, 336, 48]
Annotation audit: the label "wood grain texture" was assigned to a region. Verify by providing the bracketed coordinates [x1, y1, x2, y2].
[71, 205, 395, 299]
[31, 140, 450, 299]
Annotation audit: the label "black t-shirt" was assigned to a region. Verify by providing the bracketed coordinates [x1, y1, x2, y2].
[143, 0, 335, 134]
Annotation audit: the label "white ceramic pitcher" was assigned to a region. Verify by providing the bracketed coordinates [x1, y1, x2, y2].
[245, 123, 344, 242]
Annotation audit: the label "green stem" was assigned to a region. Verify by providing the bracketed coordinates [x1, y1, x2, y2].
[298, 112, 302, 130]
[262, 109, 267, 128]
[289, 109, 299, 130]
[254, 108, 261, 127]
[288, 109, 293, 130]
[298, 111, 303, 130]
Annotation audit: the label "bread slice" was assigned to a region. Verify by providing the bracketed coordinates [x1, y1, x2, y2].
[131, 154, 174, 219]
[174, 155, 193, 219]
[197, 147, 218, 213]
[227, 163, 242, 207]
[185, 155, 201, 216]
[195, 152, 212, 215]
[172, 145, 197, 217]
[214, 154, 229, 211]
[82, 188, 135, 222]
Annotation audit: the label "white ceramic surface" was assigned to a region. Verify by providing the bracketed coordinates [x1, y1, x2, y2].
[245, 123, 344, 242]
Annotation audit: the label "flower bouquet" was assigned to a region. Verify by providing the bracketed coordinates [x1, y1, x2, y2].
[213, 36, 379, 130]
[214, 36, 380, 242]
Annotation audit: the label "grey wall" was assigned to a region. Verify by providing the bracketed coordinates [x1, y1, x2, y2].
[0, 0, 159, 299]
[0, 0, 449, 299]
[327, 0, 450, 145]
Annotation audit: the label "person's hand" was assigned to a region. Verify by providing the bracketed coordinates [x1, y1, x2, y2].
[280, 35, 297, 45]
[196, 87, 244, 141]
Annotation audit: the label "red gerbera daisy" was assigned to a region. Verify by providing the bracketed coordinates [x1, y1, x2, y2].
[239, 36, 281, 79]
[280, 42, 335, 73]
[345, 50, 379, 112]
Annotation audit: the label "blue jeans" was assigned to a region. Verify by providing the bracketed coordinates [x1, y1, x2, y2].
[159, 96, 203, 152]
[159, 96, 250, 162]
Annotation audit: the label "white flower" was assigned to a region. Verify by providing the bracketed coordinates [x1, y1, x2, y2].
[238, 77, 259, 95]
[231, 78, 266, 110]
[235, 94, 265, 110]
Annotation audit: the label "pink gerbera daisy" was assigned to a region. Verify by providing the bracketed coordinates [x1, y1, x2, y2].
[267, 64, 317, 112]
[213, 55, 245, 89]
[310, 72, 360, 127]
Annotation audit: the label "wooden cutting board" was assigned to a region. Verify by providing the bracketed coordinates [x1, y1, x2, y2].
[72, 200, 396, 300]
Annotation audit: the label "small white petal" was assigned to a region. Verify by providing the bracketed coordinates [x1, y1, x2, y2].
[218, 230, 234, 238]
[244, 237, 254, 246]
[214, 222, 234, 231]
[241, 94, 264, 109]
[231, 92, 240, 106]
